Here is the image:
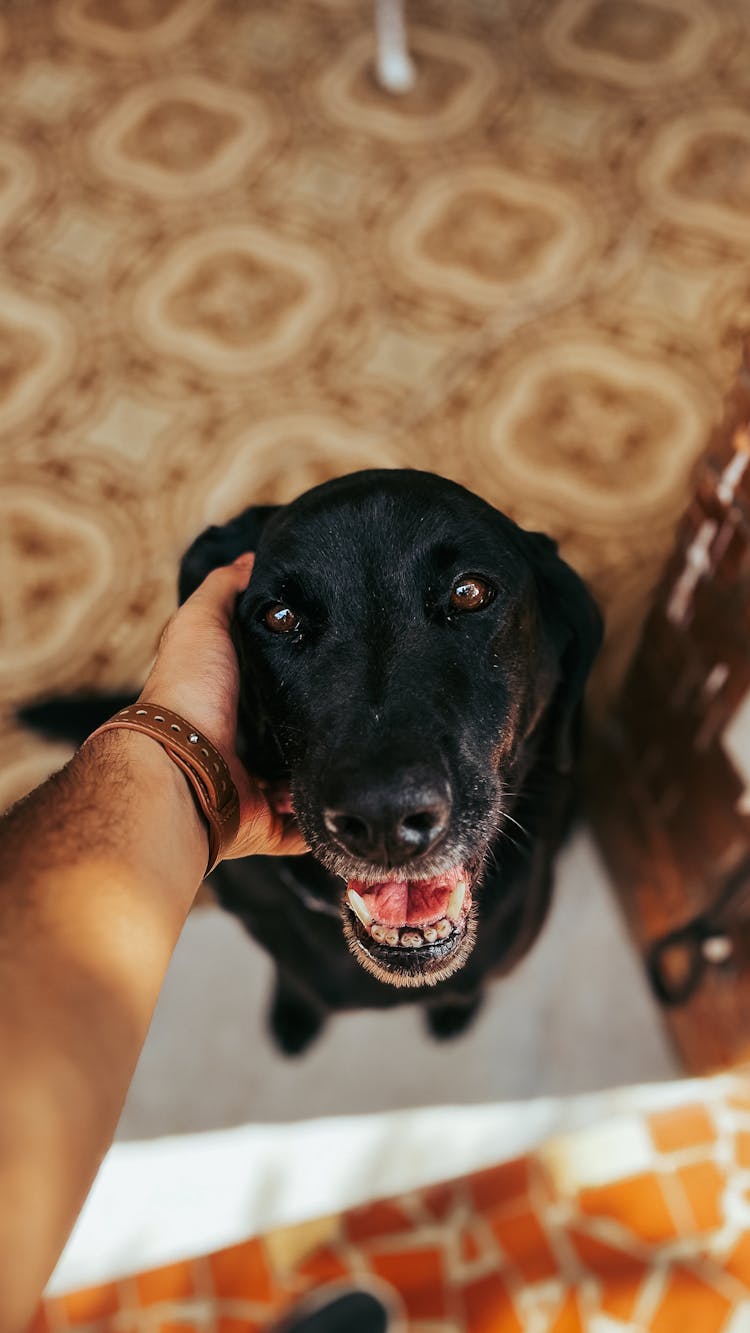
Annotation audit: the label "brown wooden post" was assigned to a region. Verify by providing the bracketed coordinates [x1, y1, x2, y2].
[588, 341, 750, 1073]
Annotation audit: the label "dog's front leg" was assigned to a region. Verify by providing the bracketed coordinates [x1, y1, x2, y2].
[269, 971, 328, 1057]
[424, 992, 483, 1041]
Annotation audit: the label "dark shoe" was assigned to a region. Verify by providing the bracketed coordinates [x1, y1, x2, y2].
[269, 1287, 391, 1332]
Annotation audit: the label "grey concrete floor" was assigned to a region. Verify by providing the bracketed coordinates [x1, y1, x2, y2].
[117, 829, 680, 1140]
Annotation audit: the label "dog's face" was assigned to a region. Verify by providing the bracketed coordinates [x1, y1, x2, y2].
[181, 470, 601, 989]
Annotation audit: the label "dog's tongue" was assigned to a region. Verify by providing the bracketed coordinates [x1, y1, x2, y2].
[348, 867, 467, 927]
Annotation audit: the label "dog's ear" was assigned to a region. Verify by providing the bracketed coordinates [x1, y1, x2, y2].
[178, 506, 279, 603]
[524, 531, 603, 773]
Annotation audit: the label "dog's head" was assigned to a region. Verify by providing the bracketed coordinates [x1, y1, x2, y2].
[181, 470, 601, 988]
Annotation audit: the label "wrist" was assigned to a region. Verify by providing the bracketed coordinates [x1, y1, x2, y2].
[82, 727, 209, 886]
[86, 703, 240, 874]
[135, 684, 236, 761]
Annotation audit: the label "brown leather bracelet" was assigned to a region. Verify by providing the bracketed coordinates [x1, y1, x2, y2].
[87, 703, 240, 876]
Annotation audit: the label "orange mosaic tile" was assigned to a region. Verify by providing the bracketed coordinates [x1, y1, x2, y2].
[135, 1259, 196, 1305]
[460, 1272, 523, 1333]
[61, 1280, 120, 1322]
[158, 1323, 196, 1333]
[215, 1319, 264, 1333]
[294, 1243, 350, 1286]
[579, 1172, 680, 1244]
[531, 1159, 558, 1209]
[677, 1161, 726, 1233]
[207, 1236, 280, 1304]
[651, 1267, 733, 1333]
[649, 1104, 717, 1154]
[569, 1228, 648, 1322]
[369, 1245, 448, 1322]
[736, 1129, 750, 1169]
[216, 1320, 264, 1333]
[489, 1208, 558, 1283]
[549, 1290, 584, 1333]
[345, 1198, 414, 1244]
[459, 1227, 483, 1263]
[724, 1232, 750, 1287]
[420, 1180, 461, 1223]
[468, 1158, 530, 1217]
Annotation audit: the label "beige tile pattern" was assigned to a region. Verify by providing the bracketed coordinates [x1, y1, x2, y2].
[2, 0, 750, 807]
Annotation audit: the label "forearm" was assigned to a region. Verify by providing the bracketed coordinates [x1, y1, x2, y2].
[0, 730, 207, 1333]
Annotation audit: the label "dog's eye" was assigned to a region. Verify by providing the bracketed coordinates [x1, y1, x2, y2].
[263, 604, 300, 634]
[449, 575, 494, 612]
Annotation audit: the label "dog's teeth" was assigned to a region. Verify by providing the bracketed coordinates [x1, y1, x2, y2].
[347, 889, 372, 928]
[435, 918, 452, 939]
[385, 928, 400, 946]
[401, 930, 423, 948]
[422, 926, 438, 944]
[371, 923, 387, 943]
[447, 880, 467, 922]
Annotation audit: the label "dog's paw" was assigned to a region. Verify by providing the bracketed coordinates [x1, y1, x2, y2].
[425, 997, 481, 1041]
[270, 983, 325, 1056]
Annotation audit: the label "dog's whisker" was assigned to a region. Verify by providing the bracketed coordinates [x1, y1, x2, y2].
[495, 828, 525, 857]
[498, 808, 531, 839]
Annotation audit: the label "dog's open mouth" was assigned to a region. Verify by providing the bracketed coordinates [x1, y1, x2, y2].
[342, 866, 476, 988]
[265, 784, 478, 987]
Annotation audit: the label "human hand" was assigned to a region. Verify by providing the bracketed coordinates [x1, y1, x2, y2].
[138, 553, 307, 860]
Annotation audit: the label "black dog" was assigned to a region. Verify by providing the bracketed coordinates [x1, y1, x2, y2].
[21, 469, 602, 1054]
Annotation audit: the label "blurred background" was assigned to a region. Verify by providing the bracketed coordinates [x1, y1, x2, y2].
[2, 0, 750, 1140]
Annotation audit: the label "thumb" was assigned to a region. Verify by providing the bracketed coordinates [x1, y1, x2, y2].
[187, 553, 255, 627]
[231, 552, 255, 573]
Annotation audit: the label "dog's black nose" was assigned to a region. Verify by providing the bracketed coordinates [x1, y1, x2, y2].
[323, 769, 451, 865]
